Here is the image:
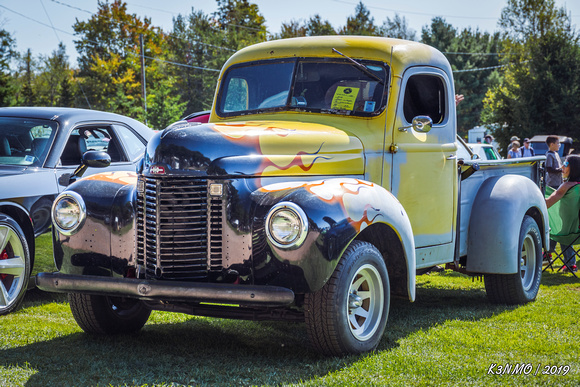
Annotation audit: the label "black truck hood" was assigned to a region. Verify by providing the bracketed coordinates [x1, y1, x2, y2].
[143, 120, 364, 177]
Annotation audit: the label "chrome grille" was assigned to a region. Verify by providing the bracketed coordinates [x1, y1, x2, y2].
[136, 176, 224, 280]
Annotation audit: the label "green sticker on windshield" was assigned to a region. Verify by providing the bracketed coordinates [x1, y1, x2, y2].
[331, 86, 360, 110]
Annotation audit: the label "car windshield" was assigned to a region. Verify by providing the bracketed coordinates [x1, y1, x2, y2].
[217, 58, 389, 117]
[0, 117, 57, 167]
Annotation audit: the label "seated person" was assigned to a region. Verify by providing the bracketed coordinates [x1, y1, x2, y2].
[545, 154, 580, 272]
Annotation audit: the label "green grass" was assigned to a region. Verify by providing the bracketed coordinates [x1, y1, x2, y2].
[2, 235, 579, 386]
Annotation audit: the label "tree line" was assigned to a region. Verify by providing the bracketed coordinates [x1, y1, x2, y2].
[0, 0, 578, 152]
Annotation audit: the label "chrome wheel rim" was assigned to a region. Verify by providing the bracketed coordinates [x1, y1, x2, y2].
[520, 233, 536, 291]
[347, 264, 384, 341]
[0, 225, 26, 310]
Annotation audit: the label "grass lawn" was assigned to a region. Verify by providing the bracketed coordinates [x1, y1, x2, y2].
[1, 233, 579, 386]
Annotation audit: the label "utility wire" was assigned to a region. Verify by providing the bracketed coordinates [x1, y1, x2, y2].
[332, 0, 498, 21]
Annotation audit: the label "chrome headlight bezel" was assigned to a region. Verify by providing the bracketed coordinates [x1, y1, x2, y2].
[265, 201, 308, 250]
[51, 191, 86, 236]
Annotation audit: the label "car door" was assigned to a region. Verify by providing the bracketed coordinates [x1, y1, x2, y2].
[390, 67, 457, 250]
[54, 124, 147, 192]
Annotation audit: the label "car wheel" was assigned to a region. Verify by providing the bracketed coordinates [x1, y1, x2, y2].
[31, 198, 53, 237]
[0, 214, 31, 315]
[69, 293, 151, 334]
[304, 240, 390, 356]
[484, 215, 542, 304]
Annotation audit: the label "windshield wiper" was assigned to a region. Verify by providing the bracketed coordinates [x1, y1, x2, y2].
[332, 48, 385, 85]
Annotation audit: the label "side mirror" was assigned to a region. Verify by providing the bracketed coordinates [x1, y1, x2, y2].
[398, 116, 433, 133]
[63, 151, 111, 186]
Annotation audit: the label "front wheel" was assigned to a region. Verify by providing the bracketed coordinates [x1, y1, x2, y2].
[484, 215, 542, 304]
[0, 214, 31, 315]
[69, 293, 151, 334]
[304, 240, 390, 356]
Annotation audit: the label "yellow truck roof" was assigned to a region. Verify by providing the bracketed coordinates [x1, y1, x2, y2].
[222, 35, 452, 78]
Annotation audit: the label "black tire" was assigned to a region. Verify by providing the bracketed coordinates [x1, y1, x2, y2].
[31, 198, 53, 237]
[69, 293, 151, 334]
[304, 240, 390, 356]
[484, 215, 542, 304]
[0, 214, 31, 315]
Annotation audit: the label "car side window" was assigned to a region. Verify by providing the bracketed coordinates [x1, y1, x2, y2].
[61, 126, 127, 166]
[113, 125, 146, 160]
[403, 74, 446, 124]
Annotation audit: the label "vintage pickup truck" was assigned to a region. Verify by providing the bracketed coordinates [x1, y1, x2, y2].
[37, 36, 548, 356]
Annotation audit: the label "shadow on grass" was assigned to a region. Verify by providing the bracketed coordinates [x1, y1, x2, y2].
[540, 270, 580, 286]
[2, 273, 541, 386]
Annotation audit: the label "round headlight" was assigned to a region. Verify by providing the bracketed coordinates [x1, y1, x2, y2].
[266, 202, 308, 249]
[52, 191, 86, 235]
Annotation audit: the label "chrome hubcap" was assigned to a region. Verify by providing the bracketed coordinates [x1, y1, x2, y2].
[0, 225, 26, 310]
[347, 264, 384, 341]
[520, 233, 536, 291]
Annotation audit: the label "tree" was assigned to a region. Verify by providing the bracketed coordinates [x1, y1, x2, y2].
[73, 0, 167, 119]
[421, 18, 501, 136]
[168, 9, 230, 115]
[381, 13, 416, 40]
[167, 1, 267, 116]
[36, 43, 72, 106]
[340, 2, 377, 36]
[278, 20, 307, 39]
[146, 77, 187, 130]
[213, 0, 267, 50]
[16, 49, 36, 106]
[0, 29, 15, 106]
[482, 0, 580, 150]
[305, 15, 336, 36]
[276, 15, 336, 39]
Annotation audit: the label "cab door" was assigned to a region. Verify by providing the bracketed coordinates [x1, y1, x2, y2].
[390, 67, 457, 249]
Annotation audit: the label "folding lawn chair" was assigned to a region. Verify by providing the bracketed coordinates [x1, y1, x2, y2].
[543, 185, 580, 278]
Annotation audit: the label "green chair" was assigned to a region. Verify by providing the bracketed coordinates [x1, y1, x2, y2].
[543, 184, 580, 278]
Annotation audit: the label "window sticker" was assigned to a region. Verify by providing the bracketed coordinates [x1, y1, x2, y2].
[25, 155, 35, 163]
[331, 86, 360, 110]
[364, 101, 376, 112]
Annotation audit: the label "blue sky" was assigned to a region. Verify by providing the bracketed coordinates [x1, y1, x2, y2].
[1, 0, 579, 65]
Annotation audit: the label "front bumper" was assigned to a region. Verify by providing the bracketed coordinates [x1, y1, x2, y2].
[36, 272, 296, 307]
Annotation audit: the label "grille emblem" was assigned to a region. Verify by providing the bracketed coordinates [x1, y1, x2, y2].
[150, 165, 165, 174]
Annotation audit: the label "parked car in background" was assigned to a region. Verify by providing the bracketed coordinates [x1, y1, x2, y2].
[528, 135, 573, 157]
[467, 143, 502, 160]
[0, 107, 154, 315]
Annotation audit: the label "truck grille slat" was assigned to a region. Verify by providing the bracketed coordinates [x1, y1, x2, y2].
[136, 176, 224, 281]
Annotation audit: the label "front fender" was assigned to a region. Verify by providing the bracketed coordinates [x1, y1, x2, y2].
[253, 178, 415, 296]
[466, 175, 548, 274]
[53, 171, 138, 276]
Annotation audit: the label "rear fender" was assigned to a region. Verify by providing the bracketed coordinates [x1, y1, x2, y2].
[466, 175, 548, 274]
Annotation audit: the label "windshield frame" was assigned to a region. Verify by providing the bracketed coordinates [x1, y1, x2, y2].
[216, 57, 390, 118]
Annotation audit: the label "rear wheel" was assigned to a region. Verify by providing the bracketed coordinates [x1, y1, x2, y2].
[69, 293, 151, 334]
[484, 215, 542, 304]
[304, 240, 390, 356]
[0, 214, 31, 315]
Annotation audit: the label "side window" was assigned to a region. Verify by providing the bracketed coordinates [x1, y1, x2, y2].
[403, 74, 446, 124]
[114, 125, 146, 160]
[61, 126, 127, 166]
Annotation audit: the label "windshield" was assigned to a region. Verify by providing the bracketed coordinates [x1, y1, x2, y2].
[0, 117, 57, 167]
[217, 58, 389, 117]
